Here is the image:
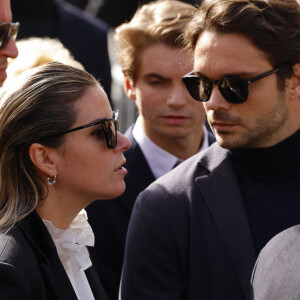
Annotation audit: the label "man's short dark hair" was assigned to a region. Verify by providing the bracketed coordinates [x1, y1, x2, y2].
[184, 0, 300, 87]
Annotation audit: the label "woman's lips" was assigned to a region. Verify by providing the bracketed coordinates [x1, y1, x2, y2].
[115, 160, 127, 174]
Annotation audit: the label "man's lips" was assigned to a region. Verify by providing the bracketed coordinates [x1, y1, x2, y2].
[0, 62, 8, 72]
[162, 115, 189, 124]
[0, 70, 7, 84]
[210, 121, 237, 131]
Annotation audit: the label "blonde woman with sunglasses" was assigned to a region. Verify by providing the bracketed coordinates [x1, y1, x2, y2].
[0, 62, 131, 300]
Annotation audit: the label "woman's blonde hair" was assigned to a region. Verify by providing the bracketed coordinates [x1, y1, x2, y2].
[4, 37, 84, 86]
[0, 62, 100, 232]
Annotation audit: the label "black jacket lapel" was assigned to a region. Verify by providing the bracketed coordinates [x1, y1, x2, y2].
[41, 263, 78, 300]
[121, 125, 156, 215]
[87, 247, 109, 300]
[196, 144, 255, 299]
[85, 265, 109, 300]
[19, 211, 77, 300]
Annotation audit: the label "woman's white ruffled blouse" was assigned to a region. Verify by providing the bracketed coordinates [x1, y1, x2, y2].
[43, 209, 95, 300]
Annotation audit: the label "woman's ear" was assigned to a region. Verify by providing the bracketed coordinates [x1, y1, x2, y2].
[124, 75, 136, 100]
[29, 143, 57, 177]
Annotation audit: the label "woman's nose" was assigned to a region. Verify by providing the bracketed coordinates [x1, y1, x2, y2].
[116, 132, 131, 152]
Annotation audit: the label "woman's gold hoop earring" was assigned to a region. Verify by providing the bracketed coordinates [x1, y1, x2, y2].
[47, 171, 57, 186]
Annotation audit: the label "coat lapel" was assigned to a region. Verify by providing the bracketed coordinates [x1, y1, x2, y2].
[85, 265, 109, 300]
[40, 263, 78, 300]
[120, 126, 156, 215]
[195, 144, 256, 298]
[86, 247, 109, 300]
[19, 211, 78, 300]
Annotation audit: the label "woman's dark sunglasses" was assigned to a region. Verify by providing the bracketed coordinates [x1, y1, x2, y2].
[182, 64, 289, 104]
[40, 111, 119, 149]
[0, 22, 20, 50]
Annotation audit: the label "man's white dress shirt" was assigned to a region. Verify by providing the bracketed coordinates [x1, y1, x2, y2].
[133, 116, 209, 179]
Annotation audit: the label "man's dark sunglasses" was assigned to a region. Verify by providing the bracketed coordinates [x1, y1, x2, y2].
[182, 64, 289, 104]
[0, 22, 20, 50]
[41, 111, 119, 149]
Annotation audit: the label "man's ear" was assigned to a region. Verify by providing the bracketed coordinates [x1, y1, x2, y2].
[124, 75, 136, 100]
[29, 143, 57, 177]
[289, 63, 300, 96]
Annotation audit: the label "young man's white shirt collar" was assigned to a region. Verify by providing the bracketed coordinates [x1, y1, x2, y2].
[133, 116, 209, 179]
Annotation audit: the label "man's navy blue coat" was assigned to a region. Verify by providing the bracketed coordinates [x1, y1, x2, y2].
[121, 142, 256, 299]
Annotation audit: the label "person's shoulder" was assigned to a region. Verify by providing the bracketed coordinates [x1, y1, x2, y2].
[154, 142, 229, 188]
[252, 225, 300, 280]
[0, 226, 29, 264]
[251, 225, 300, 300]
[257, 225, 300, 262]
[0, 224, 49, 298]
[136, 143, 229, 205]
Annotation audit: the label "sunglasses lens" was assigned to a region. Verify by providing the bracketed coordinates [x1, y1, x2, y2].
[183, 77, 199, 101]
[199, 78, 212, 102]
[104, 120, 118, 148]
[184, 74, 250, 103]
[183, 76, 211, 102]
[219, 79, 248, 103]
[0, 23, 10, 50]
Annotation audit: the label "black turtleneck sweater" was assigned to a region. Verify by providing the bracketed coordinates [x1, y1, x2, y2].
[230, 129, 300, 257]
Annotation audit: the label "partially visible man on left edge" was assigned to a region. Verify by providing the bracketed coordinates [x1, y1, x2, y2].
[0, 0, 19, 87]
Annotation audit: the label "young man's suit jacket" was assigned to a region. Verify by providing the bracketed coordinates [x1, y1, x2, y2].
[120, 142, 256, 300]
[0, 211, 108, 300]
[86, 124, 215, 300]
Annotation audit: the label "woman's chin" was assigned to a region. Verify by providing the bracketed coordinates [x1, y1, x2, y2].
[96, 183, 127, 200]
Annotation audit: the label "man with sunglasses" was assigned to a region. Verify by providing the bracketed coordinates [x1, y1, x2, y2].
[0, 0, 18, 87]
[120, 0, 300, 299]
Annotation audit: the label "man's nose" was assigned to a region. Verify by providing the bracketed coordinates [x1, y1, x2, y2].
[166, 84, 188, 107]
[1, 37, 19, 59]
[203, 85, 231, 112]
